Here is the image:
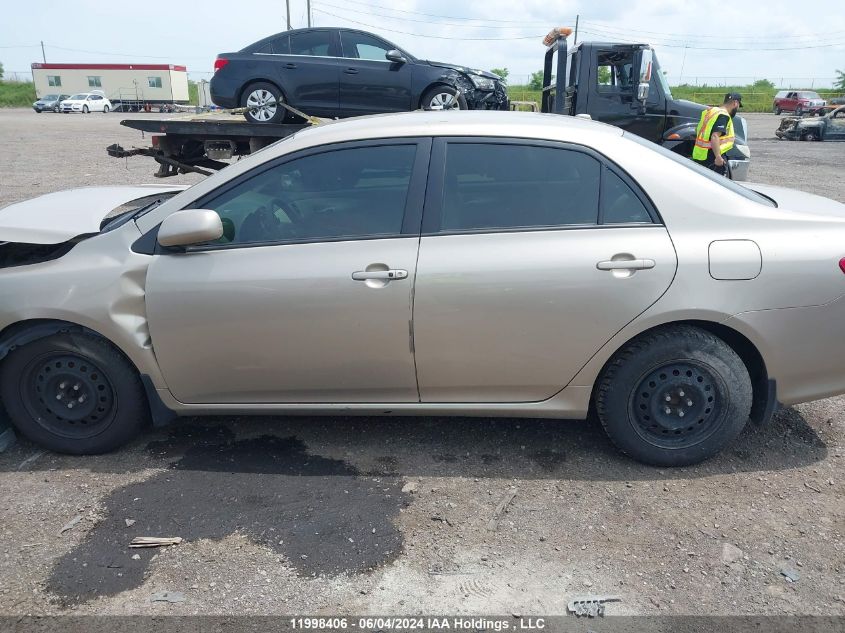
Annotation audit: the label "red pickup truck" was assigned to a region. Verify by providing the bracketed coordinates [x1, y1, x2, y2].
[772, 90, 827, 116]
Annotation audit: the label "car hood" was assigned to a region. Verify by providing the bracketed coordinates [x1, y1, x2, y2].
[743, 183, 845, 219]
[0, 185, 189, 244]
[423, 60, 500, 80]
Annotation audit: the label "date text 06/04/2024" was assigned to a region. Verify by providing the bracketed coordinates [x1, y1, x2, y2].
[289, 617, 547, 631]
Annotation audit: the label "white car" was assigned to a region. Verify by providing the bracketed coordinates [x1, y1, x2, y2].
[59, 91, 112, 114]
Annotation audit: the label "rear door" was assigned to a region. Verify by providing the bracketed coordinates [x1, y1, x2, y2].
[276, 29, 342, 116]
[412, 138, 677, 402]
[337, 30, 413, 115]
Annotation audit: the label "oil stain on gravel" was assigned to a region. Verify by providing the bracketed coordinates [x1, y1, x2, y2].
[46, 425, 409, 604]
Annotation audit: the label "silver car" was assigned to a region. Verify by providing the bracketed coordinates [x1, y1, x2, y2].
[1, 111, 844, 466]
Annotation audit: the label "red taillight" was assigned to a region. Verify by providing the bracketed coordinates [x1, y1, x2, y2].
[214, 58, 229, 73]
[839, 258, 845, 274]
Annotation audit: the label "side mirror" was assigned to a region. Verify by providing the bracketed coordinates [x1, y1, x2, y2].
[637, 49, 653, 104]
[385, 49, 407, 64]
[158, 209, 224, 248]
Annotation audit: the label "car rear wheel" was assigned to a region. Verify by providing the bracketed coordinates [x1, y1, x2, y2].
[103, 105, 110, 113]
[595, 325, 752, 467]
[421, 85, 468, 111]
[0, 331, 149, 454]
[242, 82, 285, 124]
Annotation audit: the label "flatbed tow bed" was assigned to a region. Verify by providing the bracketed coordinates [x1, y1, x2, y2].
[108, 116, 309, 177]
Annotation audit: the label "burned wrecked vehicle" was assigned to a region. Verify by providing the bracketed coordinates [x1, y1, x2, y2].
[777, 105, 845, 141]
[210, 27, 509, 123]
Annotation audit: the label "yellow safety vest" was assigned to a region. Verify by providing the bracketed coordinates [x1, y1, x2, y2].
[692, 107, 735, 161]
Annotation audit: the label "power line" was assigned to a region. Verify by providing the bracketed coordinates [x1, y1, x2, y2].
[580, 19, 845, 42]
[315, 0, 562, 29]
[311, 8, 545, 40]
[318, 0, 552, 24]
[576, 28, 845, 50]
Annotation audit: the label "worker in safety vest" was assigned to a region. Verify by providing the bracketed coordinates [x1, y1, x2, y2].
[692, 92, 742, 176]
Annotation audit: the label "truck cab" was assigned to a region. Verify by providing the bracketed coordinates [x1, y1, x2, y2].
[541, 30, 750, 180]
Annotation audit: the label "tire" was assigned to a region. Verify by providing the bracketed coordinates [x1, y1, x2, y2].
[421, 85, 468, 111]
[241, 81, 285, 124]
[801, 131, 820, 141]
[53, 105, 59, 113]
[594, 325, 752, 467]
[103, 105, 110, 113]
[774, 106, 782, 115]
[82, 105, 89, 114]
[795, 105, 803, 116]
[0, 331, 149, 454]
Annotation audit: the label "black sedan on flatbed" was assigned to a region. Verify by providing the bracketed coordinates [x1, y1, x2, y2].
[210, 27, 509, 123]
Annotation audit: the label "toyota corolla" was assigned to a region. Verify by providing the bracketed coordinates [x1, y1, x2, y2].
[0, 111, 843, 466]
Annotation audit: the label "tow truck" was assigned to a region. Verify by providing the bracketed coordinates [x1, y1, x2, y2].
[109, 27, 750, 180]
[540, 27, 750, 179]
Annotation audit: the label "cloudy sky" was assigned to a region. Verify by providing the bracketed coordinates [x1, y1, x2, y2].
[1, 0, 843, 87]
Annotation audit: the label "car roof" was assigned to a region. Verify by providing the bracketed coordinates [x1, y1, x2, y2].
[278, 110, 624, 151]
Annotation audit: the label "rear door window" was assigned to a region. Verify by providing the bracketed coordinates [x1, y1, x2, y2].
[289, 30, 334, 57]
[436, 143, 601, 232]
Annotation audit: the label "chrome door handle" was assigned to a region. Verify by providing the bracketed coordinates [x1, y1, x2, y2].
[344, 68, 360, 74]
[596, 259, 656, 271]
[352, 269, 408, 281]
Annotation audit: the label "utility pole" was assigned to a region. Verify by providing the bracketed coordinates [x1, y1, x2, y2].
[573, 15, 579, 45]
[40, 40, 46, 63]
[307, 0, 312, 27]
[286, 0, 291, 29]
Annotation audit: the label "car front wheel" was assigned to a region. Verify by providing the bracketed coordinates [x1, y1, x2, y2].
[774, 106, 782, 115]
[82, 105, 89, 114]
[595, 325, 752, 467]
[0, 331, 149, 454]
[421, 85, 468, 111]
[242, 82, 285, 124]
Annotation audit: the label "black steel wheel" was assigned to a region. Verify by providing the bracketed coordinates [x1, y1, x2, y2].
[595, 325, 752, 466]
[21, 353, 116, 440]
[0, 330, 149, 454]
[628, 361, 724, 449]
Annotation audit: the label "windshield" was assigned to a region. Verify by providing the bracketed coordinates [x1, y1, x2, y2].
[69, 94, 86, 100]
[623, 132, 775, 207]
[42, 94, 58, 100]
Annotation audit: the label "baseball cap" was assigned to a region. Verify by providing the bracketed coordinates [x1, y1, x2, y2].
[725, 92, 743, 106]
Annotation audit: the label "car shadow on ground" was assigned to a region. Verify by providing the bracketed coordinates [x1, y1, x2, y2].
[0, 404, 829, 481]
[0, 405, 829, 605]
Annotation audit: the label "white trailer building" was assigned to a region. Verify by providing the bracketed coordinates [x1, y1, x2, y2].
[30, 63, 190, 107]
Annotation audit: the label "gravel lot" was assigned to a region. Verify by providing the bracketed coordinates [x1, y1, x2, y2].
[0, 109, 842, 617]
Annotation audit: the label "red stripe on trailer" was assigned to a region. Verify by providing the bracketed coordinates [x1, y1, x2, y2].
[31, 63, 188, 71]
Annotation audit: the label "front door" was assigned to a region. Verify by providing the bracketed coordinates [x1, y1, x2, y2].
[589, 47, 665, 142]
[825, 109, 845, 140]
[145, 140, 430, 404]
[412, 139, 677, 402]
[337, 30, 413, 115]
